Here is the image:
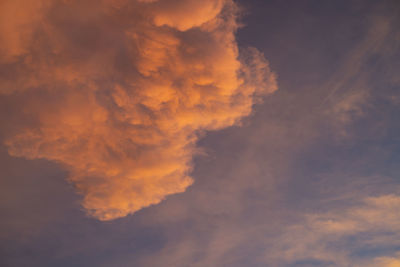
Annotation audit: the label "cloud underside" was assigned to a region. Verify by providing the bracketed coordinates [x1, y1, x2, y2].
[0, 0, 277, 220]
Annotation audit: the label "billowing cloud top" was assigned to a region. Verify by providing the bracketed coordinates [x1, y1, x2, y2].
[0, 0, 277, 220]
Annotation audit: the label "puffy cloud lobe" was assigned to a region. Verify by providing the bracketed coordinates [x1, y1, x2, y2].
[0, 0, 277, 220]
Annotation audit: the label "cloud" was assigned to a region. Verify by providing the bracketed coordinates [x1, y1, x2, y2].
[310, 16, 393, 140]
[0, 0, 277, 220]
[266, 193, 400, 266]
[368, 254, 400, 267]
[320, 16, 391, 107]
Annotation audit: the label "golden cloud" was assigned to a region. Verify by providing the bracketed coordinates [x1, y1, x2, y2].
[0, 0, 277, 220]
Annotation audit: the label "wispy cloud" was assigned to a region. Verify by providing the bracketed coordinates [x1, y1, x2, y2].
[266, 192, 400, 266]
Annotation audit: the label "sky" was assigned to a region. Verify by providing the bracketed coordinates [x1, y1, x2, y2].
[0, 0, 399, 266]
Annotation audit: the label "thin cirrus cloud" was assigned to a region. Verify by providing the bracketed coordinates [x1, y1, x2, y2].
[0, 0, 277, 220]
[265, 192, 400, 266]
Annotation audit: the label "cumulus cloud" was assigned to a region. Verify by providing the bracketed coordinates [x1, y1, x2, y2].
[0, 0, 277, 220]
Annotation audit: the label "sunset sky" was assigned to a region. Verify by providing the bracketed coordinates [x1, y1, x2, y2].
[1, 0, 400, 266]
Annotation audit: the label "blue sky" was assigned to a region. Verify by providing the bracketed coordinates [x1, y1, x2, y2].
[1, 0, 400, 266]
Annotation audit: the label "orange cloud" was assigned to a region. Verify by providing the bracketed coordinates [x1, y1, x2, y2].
[265, 194, 400, 266]
[0, 0, 277, 220]
[371, 255, 400, 267]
